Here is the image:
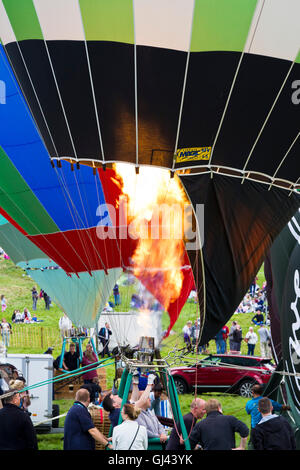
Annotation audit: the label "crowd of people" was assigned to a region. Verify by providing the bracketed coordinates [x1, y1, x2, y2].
[0, 366, 37, 450]
[0, 274, 297, 451]
[182, 315, 272, 359]
[0, 285, 51, 348]
[62, 370, 295, 451]
[0, 324, 296, 451]
[226, 318, 272, 358]
[182, 279, 272, 358]
[0, 307, 43, 347]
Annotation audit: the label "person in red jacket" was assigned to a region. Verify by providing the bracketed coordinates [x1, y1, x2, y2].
[81, 343, 99, 384]
[221, 325, 229, 353]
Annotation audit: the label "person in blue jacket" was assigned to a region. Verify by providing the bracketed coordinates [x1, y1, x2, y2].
[245, 384, 290, 448]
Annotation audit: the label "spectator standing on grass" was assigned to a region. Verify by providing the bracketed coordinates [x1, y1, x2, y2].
[0, 389, 38, 450]
[113, 284, 121, 306]
[31, 286, 38, 311]
[214, 328, 224, 354]
[43, 292, 51, 310]
[249, 276, 258, 297]
[166, 398, 206, 450]
[232, 323, 243, 353]
[246, 384, 290, 430]
[251, 397, 296, 450]
[228, 321, 237, 352]
[245, 384, 290, 449]
[257, 324, 271, 358]
[98, 322, 112, 358]
[189, 398, 249, 450]
[222, 325, 229, 353]
[182, 321, 193, 352]
[1, 295, 7, 313]
[112, 403, 148, 450]
[64, 388, 112, 450]
[0, 318, 11, 348]
[244, 327, 258, 356]
[191, 320, 200, 351]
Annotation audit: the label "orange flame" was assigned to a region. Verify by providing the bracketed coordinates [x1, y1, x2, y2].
[114, 163, 189, 311]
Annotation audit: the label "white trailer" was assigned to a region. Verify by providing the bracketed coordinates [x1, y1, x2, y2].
[0, 353, 61, 433]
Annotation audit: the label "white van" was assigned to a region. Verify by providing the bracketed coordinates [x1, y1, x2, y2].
[0, 353, 61, 433]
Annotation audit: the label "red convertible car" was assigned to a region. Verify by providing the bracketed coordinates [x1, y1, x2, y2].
[171, 354, 275, 397]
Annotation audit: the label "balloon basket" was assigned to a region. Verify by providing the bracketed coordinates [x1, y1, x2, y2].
[89, 406, 111, 450]
[115, 354, 191, 450]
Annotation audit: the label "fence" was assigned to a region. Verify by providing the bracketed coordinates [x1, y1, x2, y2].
[9, 325, 61, 350]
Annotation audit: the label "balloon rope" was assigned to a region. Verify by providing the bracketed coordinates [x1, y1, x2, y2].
[209, 0, 266, 168]
[0, 358, 114, 400]
[242, 58, 296, 176]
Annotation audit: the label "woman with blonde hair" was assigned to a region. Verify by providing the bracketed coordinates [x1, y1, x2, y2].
[112, 403, 148, 450]
[9, 378, 31, 414]
[9, 379, 24, 391]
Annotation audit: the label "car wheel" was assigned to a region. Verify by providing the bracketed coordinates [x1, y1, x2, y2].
[238, 380, 256, 398]
[174, 377, 188, 395]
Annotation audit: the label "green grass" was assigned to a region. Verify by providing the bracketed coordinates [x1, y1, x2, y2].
[0, 256, 266, 450]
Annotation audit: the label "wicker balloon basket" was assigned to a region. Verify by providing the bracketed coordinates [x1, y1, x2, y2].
[89, 406, 111, 450]
[54, 366, 107, 399]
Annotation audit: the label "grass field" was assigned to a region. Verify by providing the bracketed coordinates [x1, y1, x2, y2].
[0, 255, 267, 450]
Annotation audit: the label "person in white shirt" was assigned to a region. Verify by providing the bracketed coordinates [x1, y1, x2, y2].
[22, 308, 31, 323]
[0, 318, 11, 347]
[112, 403, 148, 450]
[1, 295, 7, 313]
[244, 327, 258, 356]
[59, 313, 72, 340]
[182, 321, 193, 351]
[15, 310, 22, 323]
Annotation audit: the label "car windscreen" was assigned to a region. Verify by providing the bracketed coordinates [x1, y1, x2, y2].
[199, 356, 222, 366]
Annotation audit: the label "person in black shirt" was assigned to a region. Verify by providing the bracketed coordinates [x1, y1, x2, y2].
[189, 398, 249, 450]
[166, 398, 206, 450]
[251, 397, 296, 450]
[232, 324, 243, 353]
[0, 389, 38, 450]
[63, 343, 80, 371]
[80, 377, 102, 405]
[251, 309, 264, 325]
